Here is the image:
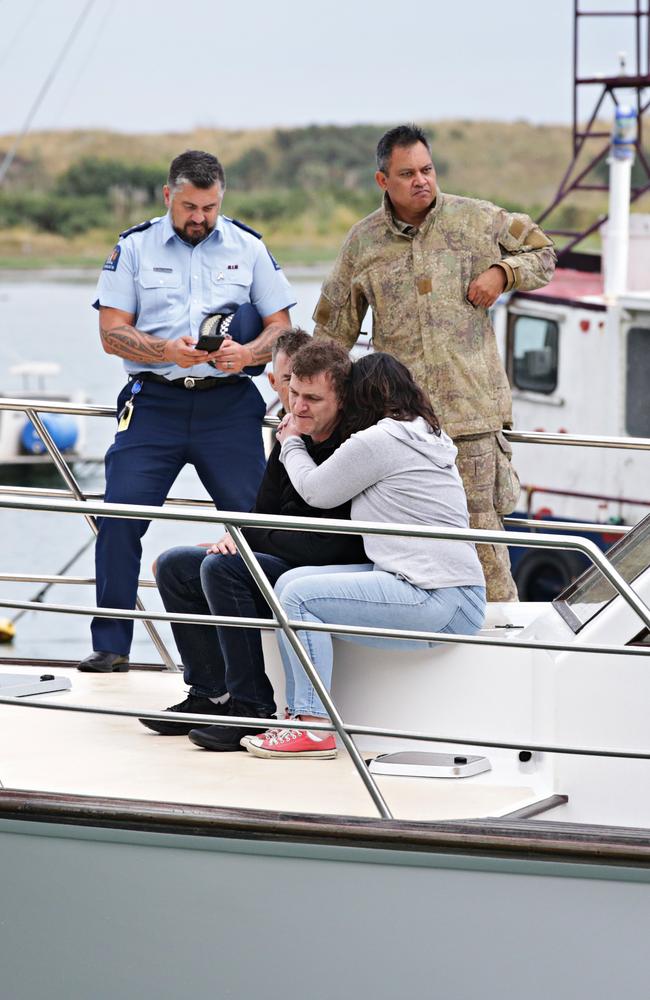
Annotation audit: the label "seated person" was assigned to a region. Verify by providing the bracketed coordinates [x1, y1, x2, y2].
[244, 351, 486, 760]
[142, 339, 367, 749]
[267, 327, 310, 415]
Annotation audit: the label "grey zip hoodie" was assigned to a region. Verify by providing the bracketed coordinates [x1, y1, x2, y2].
[280, 417, 485, 590]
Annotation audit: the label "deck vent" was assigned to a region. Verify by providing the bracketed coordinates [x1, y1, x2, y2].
[368, 751, 491, 779]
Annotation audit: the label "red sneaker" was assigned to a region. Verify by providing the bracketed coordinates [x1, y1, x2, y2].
[240, 727, 276, 750]
[243, 727, 337, 759]
[239, 708, 295, 749]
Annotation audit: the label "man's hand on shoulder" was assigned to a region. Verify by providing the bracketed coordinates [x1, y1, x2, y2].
[466, 266, 507, 309]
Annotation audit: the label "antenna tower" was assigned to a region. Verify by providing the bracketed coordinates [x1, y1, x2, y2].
[539, 0, 650, 259]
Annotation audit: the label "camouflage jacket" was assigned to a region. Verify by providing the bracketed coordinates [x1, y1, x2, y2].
[313, 191, 556, 438]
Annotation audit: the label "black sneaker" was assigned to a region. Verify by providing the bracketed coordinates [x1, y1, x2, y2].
[139, 693, 231, 735]
[77, 651, 130, 673]
[188, 699, 275, 752]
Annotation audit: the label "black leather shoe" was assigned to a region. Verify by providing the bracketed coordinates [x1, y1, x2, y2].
[139, 693, 231, 735]
[188, 699, 275, 752]
[77, 651, 130, 673]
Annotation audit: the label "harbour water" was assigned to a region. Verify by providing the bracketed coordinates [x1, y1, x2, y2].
[0, 271, 325, 663]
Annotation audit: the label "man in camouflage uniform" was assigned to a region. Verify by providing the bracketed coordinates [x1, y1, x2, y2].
[313, 123, 556, 601]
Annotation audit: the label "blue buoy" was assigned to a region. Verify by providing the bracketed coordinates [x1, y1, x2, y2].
[20, 414, 79, 455]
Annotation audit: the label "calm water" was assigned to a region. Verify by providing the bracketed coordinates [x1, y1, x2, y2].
[0, 271, 325, 663]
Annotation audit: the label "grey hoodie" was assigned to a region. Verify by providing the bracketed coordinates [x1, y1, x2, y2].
[280, 417, 485, 590]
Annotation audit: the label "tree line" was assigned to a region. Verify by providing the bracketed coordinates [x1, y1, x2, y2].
[0, 121, 619, 251]
[0, 125, 451, 237]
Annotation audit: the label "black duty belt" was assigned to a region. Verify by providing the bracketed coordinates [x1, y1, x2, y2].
[131, 372, 243, 391]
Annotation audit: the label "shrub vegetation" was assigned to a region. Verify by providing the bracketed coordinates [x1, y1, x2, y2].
[0, 120, 629, 265]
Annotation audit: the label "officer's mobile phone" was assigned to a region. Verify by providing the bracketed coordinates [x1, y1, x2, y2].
[195, 334, 226, 352]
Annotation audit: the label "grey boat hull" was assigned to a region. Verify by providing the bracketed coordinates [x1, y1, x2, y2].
[1, 792, 650, 1000]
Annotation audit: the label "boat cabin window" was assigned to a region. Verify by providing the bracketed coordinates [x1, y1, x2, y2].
[554, 512, 650, 632]
[630, 628, 650, 647]
[508, 314, 559, 394]
[626, 328, 650, 436]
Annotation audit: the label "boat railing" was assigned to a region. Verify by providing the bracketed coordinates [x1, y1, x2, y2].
[4, 395, 650, 540]
[1, 397, 650, 819]
[2, 492, 650, 821]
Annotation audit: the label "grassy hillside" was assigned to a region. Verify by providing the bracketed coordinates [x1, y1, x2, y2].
[0, 120, 630, 268]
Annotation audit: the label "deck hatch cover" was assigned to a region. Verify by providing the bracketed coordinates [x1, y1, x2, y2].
[369, 752, 491, 779]
[0, 672, 71, 697]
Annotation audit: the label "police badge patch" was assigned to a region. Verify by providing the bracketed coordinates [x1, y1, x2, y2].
[102, 245, 121, 271]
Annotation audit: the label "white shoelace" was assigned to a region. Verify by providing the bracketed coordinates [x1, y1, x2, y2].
[265, 728, 305, 746]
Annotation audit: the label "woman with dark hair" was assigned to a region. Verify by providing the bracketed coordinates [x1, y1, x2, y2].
[244, 352, 486, 760]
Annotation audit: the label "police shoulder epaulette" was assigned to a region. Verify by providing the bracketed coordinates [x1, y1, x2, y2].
[119, 219, 154, 240]
[226, 216, 263, 240]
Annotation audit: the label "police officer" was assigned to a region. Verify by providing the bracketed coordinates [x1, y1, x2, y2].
[78, 149, 295, 672]
[313, 124, 557, 602]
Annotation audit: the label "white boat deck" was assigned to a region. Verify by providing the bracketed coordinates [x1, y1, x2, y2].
[0, 665, 542, 821]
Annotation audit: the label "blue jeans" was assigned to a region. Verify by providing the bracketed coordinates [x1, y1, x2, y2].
[155, 545, 293, 714]
[274, 565, 486, 718]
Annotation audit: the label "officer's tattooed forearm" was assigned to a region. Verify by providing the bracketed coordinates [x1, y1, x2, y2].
[248, 323, 287, 364]
[101, 324, 168, 363]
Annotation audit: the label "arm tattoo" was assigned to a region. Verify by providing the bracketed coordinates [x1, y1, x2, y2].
[247, 322, 286, 364]
[101, 324, 168, 363]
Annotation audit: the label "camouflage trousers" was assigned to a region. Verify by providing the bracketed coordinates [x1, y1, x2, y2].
[455, 432, 520, 603]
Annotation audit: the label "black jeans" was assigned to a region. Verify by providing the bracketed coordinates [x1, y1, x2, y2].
[155, 546, 292, 714]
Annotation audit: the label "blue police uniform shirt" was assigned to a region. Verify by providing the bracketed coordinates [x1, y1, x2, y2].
[93, 212, 296, 380]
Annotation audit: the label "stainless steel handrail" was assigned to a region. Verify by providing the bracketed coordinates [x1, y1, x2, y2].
[0, 484, 218, 507]
[0, 485, 633, 535]
[1, 593, 648, 658]
[2, 397, 649, 817]
[21, 407, 178, 671]
[2, 396, 648, 450]
[4, 493, 650, 818]
[2, 495, 648, 628]
[2, 694, 650, 763]
[0, 398, 115, 417]
[505, 517, 629, 535]
[504, 429, 650, 450]
[226, 521, 391, 818]
[1, 397, 280, 673]
[2, 495, 650, 658]
[0, 396, 282, 426]
[0, 573, 157, 588]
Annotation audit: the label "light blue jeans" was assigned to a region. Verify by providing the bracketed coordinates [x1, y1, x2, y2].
[274, 564, 486, 718]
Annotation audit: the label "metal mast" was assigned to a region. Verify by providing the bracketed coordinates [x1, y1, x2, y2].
[538, 1, 650, 259]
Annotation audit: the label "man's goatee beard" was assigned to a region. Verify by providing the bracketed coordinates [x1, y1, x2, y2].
[175, 223, 213, 245]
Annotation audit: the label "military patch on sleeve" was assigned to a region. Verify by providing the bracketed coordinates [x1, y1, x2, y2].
[313, 295, 331, 325]
[508, 218, 526, 241]
[102, 245, 121, 272]
[267, 248, 282, 271]
[525, 227, 554, 249]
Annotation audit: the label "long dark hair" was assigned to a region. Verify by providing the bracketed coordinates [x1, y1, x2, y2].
[341, 352, 440, 439]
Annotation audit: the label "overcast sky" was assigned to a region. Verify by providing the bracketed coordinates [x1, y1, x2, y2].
[0, 0, 641, 134]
